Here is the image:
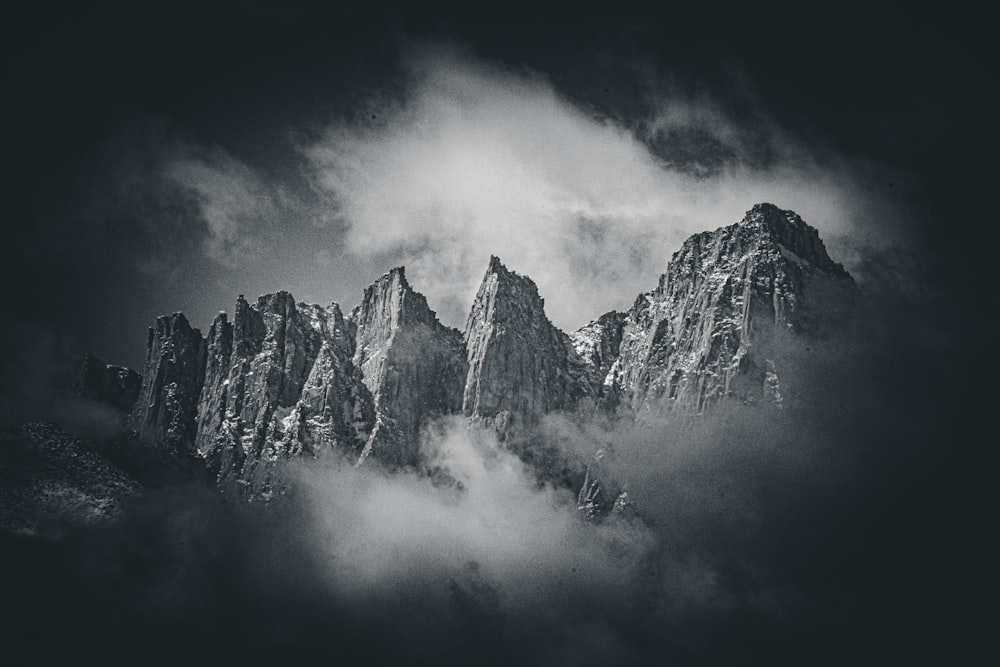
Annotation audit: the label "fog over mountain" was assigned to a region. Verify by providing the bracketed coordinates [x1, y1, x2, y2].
[1, 3, 992, 666]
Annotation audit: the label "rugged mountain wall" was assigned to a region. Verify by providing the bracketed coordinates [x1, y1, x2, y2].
[462, 256, 592, 435]
[107, 203, 853, 504]
[352, 268, 467, 467]
[195, 293, 373, 498]
[591, 203, 854, 415]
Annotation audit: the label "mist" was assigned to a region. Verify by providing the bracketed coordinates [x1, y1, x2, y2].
[3, 276, 983, 665]
[1, 6, 990, 665]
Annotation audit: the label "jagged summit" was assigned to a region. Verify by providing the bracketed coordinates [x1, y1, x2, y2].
[353, 264, 467, 467]
[602, 204, 855, 414]
[706, 203, 845, 276]
[465, 255, 551, 332]
[354, 265, 453, 334]
[463, 255, 589, 430]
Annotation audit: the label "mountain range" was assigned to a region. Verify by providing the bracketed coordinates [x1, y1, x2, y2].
[2, 203, 856, 534]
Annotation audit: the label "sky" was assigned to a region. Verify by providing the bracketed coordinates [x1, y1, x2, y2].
[0, 3, 995, 663]
[1, 2, 989, 380]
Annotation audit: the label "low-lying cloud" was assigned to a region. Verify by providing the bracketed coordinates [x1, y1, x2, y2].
[2, 289, 974, 665]
[292, 418, 650, 621]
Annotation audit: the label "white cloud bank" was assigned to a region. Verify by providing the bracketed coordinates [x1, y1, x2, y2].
[292, 418, 652, 615]
[305, 45, 906, 331]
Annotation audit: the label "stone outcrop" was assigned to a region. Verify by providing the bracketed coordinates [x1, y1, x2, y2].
[129, 313, 206, 452]
[584, 203, 855, 415]
[352, 268, 467, 467]
[462, 256, 592, 436]
[569, 310, 626, 404]
[195, 293, 373, 498]
[77, 353, 142, 413]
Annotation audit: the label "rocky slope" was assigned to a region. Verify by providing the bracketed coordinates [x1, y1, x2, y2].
[94, 203, 853, 503]
[0, 423, 141, 539]
[77, 353, 142, 413]
[576, 203, 855, 415]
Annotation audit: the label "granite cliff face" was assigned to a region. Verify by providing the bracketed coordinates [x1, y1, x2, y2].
[578, 203, 855, 415]
[194, 293, 372, 498]
[129, 313, 206, 453]
[108, 203, 853, 502]
[352, 268, 467, 467]
[463, 256, 593, 436]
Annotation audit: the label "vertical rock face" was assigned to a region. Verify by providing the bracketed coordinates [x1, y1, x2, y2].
[352, 267, 467, 467]
[598, 203, 854, 414]
[196, 293, 373, 498]
[129, 313, 206, 452]
[462, 256, 591, 434]
[78, 353, 142, 413]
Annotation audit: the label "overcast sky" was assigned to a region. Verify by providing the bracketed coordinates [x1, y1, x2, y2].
[1, 1, 989, 378]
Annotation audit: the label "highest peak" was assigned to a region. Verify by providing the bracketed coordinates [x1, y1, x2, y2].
[748, 202, 784, 216]
[738, 203, 829, 245]
[734, 203, 843, 274]
[741, 202, 807, 232]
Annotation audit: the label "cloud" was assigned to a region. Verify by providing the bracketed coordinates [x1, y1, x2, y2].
[305, 44, 910, 331]
[162, 146, 281, 267]
[291, 417, 650, 613]
[83, 118, 294, 273]
[2, 288, 976, 665]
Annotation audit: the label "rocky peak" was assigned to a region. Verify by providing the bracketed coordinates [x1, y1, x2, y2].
[77, 353, 142, 414]
[195, 291, 372, 497]
[604, 204, 855, 414]
[102, 202, 853, 502]
[353, 267, 467, 467]
[465, 256, 548, 331]
[129, 312, 206, 452]
[736, 202, 844, 274]
[354, 267, 438, 354]
[463, 256, 589, 433]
